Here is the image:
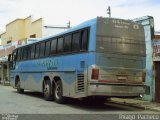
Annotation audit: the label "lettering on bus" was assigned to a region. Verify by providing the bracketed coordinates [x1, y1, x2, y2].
[37, 59, 58, 70]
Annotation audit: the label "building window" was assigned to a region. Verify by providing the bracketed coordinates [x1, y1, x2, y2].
[30, 34, 36, 38]
[7, 40, 12, 44]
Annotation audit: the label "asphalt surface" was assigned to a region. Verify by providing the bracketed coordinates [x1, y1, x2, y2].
[0, 85, 159, 120]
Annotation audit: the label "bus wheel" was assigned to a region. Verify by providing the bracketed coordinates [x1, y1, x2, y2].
[44, 80, 53, 101]
[54, 80, 65, 104]
[17, 81, 24, 93]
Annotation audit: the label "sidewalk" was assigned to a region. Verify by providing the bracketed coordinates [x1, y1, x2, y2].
[0, 80, 10, 86]
[110, 98, 160, 112]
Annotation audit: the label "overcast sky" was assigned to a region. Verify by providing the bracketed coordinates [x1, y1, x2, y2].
[0, 0, 160, 32]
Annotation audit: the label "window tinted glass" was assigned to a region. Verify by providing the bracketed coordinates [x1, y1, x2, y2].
[64, 34, 71, 52]
[81, 29, 88, 51]
[23, 47, 29, 60]
[17, 48, 21, 60]
[72, 32, 80, 51]
[35, 43, 40, 58]
[13, 50, 17, 61]
[57, 37, 64, 53]
[45, 41, 51, 56]
[27, 46, 31, 59]
[20, 48, 23, 60]
[39, 42, 45, 57]
[22, 48, 27, 60]
[51, 39, 57, 54]
[14, 49, 18, 61]
[31, 45, 35, 59]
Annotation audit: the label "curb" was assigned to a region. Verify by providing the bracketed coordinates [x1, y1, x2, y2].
[109, 101, 145, 109]
[109, 100, 160, 112]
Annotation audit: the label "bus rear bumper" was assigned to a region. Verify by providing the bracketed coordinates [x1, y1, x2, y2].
[88, 83, 145, 97]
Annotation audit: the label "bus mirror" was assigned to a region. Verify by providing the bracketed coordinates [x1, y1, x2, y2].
[8, 54, 12, 62]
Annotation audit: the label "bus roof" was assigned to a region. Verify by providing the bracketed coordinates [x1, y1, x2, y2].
[16, 17, 97, 49]
[16, 17, 139, 49]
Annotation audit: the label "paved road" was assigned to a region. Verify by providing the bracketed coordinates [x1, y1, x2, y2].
[0, 85, 159, 116]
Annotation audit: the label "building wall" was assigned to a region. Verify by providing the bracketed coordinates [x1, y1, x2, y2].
[9, 20, 25, 41]
[0, 33, 7, 45]
[24, 16, 42, 38]
[0, 16, 43, 46]
[0, 16, 69, 85]
[31, 18, 43, 38]
[24, 16, 32, 38]
[1, 20, 25, 45]
[134, 16, 155, 101]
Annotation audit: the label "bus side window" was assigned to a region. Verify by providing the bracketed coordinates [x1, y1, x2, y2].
[31, 44, 36, 59]
[10, 50, 17, 69]
[64, 34, 72, 52]
[23, 47, 28, 60]
[9, 50, 16, 62]
[27, 46, 31, 59]
[57, 37, 64, 53]
[39, 42, 45, 57]
[45, 41, 51, 56]
[35, 43, 40, 58]
[18, 48, 21, 60]
[17, 49, 19, 60]
[50, 39, 57, 55]
[81, 29, 88, 51]
[72, 32, 80, 52]
[14, 49, 18, 61]
[20, 48, 23, 60]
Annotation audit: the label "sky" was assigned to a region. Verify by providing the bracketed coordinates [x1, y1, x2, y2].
[0, 0, 160, 33]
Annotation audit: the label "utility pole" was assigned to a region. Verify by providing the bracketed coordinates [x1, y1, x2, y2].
[67, 21, 71, 28]
[107, 6, 111, 18]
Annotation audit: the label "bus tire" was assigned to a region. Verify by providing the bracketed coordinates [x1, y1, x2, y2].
[54, 80, 65, 104]
[17, 80, 24, 93]
[43, 80, 53, 101]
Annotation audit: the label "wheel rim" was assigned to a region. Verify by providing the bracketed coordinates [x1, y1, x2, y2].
[55, 84, 61, 100]
[44, 84, 50, 97]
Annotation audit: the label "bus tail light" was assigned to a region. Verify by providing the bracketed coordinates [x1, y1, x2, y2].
[91, 68, 99, 80]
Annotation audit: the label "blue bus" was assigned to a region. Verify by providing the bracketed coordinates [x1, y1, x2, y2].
[9, 17, 146, 104]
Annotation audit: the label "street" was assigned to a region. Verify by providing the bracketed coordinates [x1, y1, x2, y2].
[0, 85, 158, 115]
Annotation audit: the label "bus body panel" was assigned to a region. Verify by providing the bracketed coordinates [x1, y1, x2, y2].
[11, 52, 89, 98]
[87, 53, 145, 97]
[86, 17, 146, 97]
[10, 17, 146, 100]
